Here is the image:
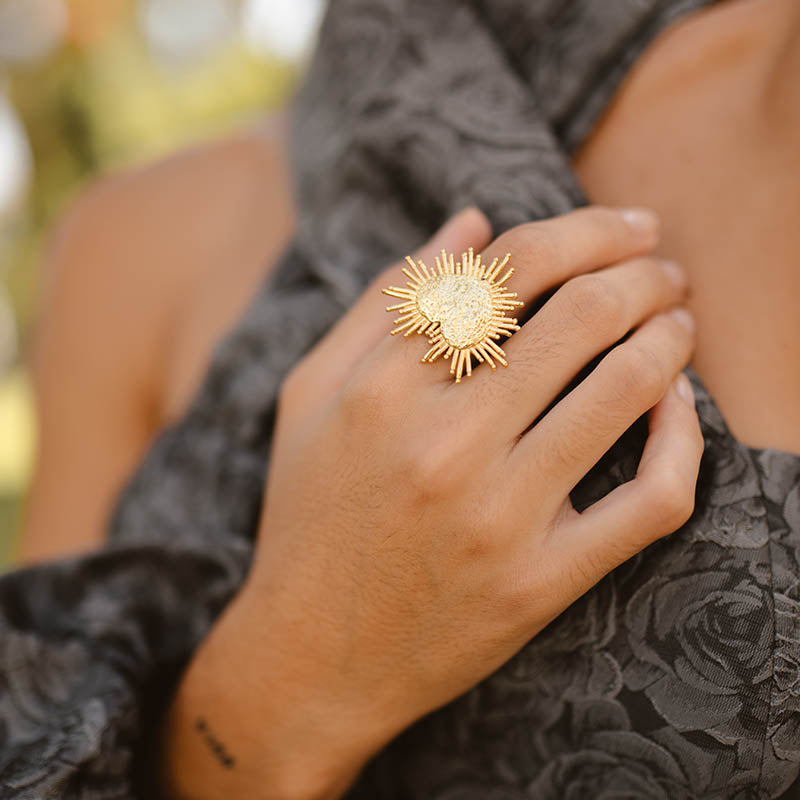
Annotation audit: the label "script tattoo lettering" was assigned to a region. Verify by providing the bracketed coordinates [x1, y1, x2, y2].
[194, 717, 236, 769]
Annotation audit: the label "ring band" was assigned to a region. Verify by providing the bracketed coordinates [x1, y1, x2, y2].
[382, 247, 524, 383]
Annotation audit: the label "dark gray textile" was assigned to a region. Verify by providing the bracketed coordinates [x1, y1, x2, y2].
[2, 0, 800, 797]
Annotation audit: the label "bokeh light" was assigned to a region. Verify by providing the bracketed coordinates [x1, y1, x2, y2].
[0, 0, 67, 63]
[0, 0, 321, 562]
[241, 0, 324, 61]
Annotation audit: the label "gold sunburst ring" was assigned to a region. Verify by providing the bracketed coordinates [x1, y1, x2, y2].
[382, 247, 525, 383]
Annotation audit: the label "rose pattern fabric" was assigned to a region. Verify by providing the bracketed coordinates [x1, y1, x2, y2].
[1, 0, 799, 797]
[346, 368, 800, 799]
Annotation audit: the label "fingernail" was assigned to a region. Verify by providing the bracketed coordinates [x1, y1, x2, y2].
[669, 306, 695, 332]
[658, 258, 688, 289]
[618, 207, 660, 241]
[674, 372, 695, 405]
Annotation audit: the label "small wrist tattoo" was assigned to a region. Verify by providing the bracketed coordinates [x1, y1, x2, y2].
[194, 717, 236, 769]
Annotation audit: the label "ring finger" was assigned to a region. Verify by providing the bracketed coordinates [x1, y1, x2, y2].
[373, 205, 662, 388]
[459, 254, 689, 438]
[509, 306, 696, 501]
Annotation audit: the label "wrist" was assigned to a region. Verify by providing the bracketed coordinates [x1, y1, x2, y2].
[159, 582, 385, 800]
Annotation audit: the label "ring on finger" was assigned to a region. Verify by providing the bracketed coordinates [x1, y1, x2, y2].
[382, 248, 525, 383]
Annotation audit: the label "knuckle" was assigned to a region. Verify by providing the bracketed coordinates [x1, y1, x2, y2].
[505, 222, 563, 271]
[677, 407, 706, 463]
[337, 371, 390, 426]
[645, 468, 696, 531]
[692, 420, 707, 456]
[560, 274, 624, 336]
[412, 440, 463, 496]
[610, 342, 667, 405]
[664, 311, 696, 352]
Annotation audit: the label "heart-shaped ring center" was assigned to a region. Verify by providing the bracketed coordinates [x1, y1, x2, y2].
[416, 274, 494, 349]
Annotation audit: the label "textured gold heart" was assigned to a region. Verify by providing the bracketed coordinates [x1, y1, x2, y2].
[382, 248, 524, 383]
[416, 274, 493, 349]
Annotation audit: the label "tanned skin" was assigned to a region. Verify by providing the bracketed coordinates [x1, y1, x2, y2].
[19, 1, 800, 795]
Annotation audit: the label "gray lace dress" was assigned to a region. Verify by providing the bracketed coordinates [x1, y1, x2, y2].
[2, 0, 799, 797]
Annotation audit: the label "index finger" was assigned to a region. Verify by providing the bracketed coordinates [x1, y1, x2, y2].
[481, 205, 661, 316]
[293, 206, 493, 395]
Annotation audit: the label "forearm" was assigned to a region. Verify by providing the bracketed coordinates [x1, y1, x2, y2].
[157, 586, 378, 800]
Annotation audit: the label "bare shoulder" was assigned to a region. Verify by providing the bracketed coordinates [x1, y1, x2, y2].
[39, 112, 295, 420]
[92, 115, 297, 422]
[48, 114, 293, 336]
[22, 115, 294, 563]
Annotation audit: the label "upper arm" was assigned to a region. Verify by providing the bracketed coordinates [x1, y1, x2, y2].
[21, 177, 167, 564]
[18, 121, 295, 565]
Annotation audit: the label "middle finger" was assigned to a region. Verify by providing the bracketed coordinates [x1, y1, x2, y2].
[455, 255, 689, 439]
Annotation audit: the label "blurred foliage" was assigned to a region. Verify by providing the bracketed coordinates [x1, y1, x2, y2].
[0, 368, 33, 492]
[5, 15, 296, 344]
[0, 369, 30, 564]
[0, 0, 301, 562]
[0, 494, 20, 564]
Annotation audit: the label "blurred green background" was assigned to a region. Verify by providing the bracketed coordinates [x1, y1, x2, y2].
[0, 0, 321, 563]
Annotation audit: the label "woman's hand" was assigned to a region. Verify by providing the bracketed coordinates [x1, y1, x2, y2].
[161, 206, 703, 800]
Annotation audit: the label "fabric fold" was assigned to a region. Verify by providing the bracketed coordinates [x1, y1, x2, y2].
[2, 0, 799, 797]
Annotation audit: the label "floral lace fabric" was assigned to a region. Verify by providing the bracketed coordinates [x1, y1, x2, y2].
[1, 0, 799, 797]
[348, 366, 800, 798]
